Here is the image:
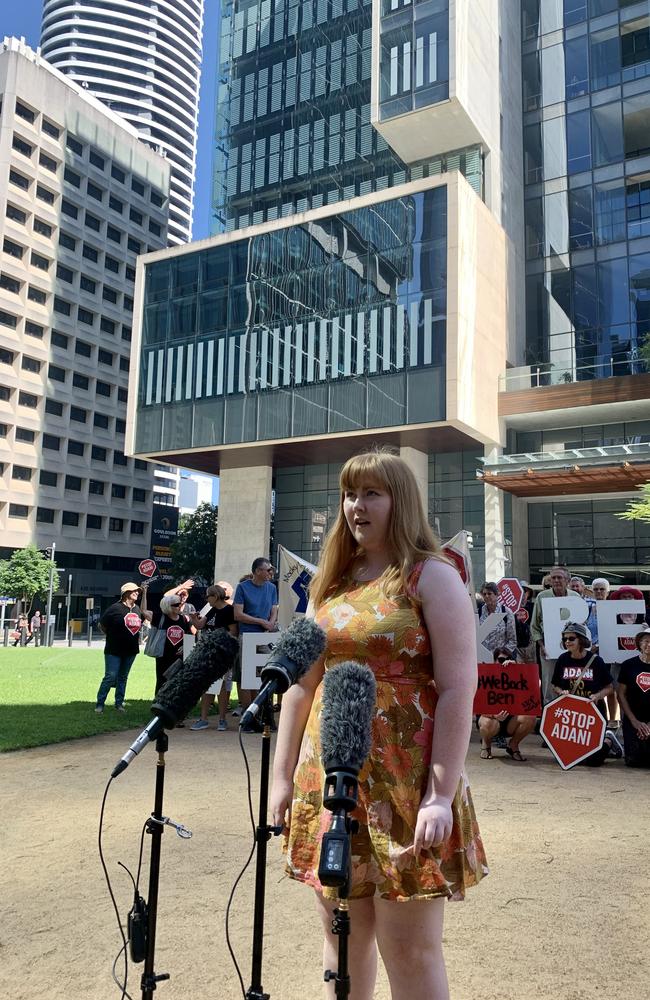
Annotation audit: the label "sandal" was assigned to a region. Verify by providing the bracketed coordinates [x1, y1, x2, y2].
[506, 745, 526, 762]
[480, 747, 493, 760]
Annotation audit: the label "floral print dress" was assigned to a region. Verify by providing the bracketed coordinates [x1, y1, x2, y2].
[285, 566, 488, 902]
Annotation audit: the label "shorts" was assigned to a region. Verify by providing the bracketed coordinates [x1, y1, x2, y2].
[609, 663, 621, 684]
[206, 668, 232, 696]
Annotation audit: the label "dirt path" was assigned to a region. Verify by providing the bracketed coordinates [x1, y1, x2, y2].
[1, 728, 647, 1000]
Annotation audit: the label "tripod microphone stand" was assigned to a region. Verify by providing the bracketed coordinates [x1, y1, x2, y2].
[317, 768, 360, 1000]
[243, 699, 283, 1000]
[138, 732, 192, 1000]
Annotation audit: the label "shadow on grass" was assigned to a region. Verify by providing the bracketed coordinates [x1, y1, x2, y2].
[0, 700, 166, 752]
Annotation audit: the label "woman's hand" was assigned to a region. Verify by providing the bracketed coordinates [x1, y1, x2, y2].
[270, 776, 294, 830]
[635, 720, 650, 740]
[412, 795, 453, 855]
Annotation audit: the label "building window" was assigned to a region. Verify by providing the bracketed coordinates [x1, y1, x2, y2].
[39, 152, 58, 173]
[9, 504, 29, 518]
[36, 184, 55, 205]
[114, 451, 128, 466]
[9, 168, 29, 191]
[116, 418, 126, 433]
[130, 520, 145, 534]
[109, 195, 124, 214]
[70, 406, 87, 423]
[6, 204, 27, 224]
[105, 256, 120, 274]
[75, 340, 92, 358]
[45, 398, 63, 416]
[87, 182, 103, 202]
[89, 480, 105, 495]
[0, 386, 11, 401]
[151, 190, 164, 207]
[22, 356, 41, 373]
[109, 517, 123, 532]
[127, 238, 141, 254]
[66, 135, 83, 155]
[82, 244, 98, 263]
[26, 322, 43, 339]
[18, 391, 38, 408]
[129, 208, 143, 226]
[119, 357, 129, 373]
[31, 251, 50, 271]
[53, 297, 71, 316]
[132, 178, 145, 196]
[15, 100, 35, 123]
[91, 445, 107, 461]
[42, 119, 60, 139]
[80, 275, 96, 294]
[125, 265, 136, 283]
[0, 274, 21, 294]
[36, 507, 55, 523]
[111, 164, 126, 183]
[102, 286, 118, 303]
[62, 511, 79, 526]
[121, 326, 132, 342]
[56, 263, 74, 283]
[94, 413, 109, 429]
[42, 433, 60, 450]
[133, 488, 146, 502]
[78, 308, 95, 326]
[12, 135, 33, 157]
[51, 331, 68, 349]
[4, 238, 24, 259]
[89, 150, 105, 170]
[0, 424, 8, 437]
[61, 199, 78, 219]
[100, 317, 116, 335]
[27, 286, 47, 304]
[106, 225, 122, 244]
[149, 220, 161, 236]
[0, 347, 15, 363]
[12, 465, 32, 481]
[112, 484, 126, 499]
[118, 387, 128, 402]
[65, 475, 82, 491]
[96, 381, 111, 398]
[87, 514, 102, 529]
[85, 212, 101, 232]
[124, 296, 133, 313]
[40, 469, 58, 486]
[59, 232, 76, 252]
[98, 349, 113, 366]
[68, 440, 84, 456]
[48, 364, 66, 382]
[0, 312, 17, 331]
[134, 459, 148, 471]
[33, 218, 52, 238]
[16, 428, 36, 442]
[73, 373, 89, 390]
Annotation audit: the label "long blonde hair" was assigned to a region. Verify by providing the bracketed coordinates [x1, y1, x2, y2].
[310, 447, 446, 608]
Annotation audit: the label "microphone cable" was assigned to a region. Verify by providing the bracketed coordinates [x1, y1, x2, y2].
[98, 776, 148, 1000]
[223, 729, 259, 1000]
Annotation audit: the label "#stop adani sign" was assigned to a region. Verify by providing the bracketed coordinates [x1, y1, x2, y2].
[540, 694, 606, 769]
[497, 578, 524, 613]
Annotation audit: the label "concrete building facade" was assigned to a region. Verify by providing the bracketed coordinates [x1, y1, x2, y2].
[0, 37, 171, 607]
[40, 0, 204, 246]
[127, 1, 650, 589]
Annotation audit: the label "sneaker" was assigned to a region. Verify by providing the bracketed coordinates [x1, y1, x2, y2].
[115, 705, 126, 713]
[191, 719, 209, 731]
[94, 706, 104, 714]
[217, 719, 228, 732]
[605, 730, 624, 759]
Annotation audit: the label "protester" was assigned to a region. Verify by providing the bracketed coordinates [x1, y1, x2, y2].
[588, 577, 619, 727]
[478, 653, 536, 761]
[29, 610, 41, 647]
[478, 582, 517, 659]
[271, 448, 487, 999]
[531, 566, 579, 704]
[12, 614, 30, 647]
[617, 626, 650, 768]
[233, 558, 278, 730]
[551, 622, 622, 765]
[144, 592, 193, 694]
[515, 583, 535, 661]
[95, 583, 152, 713]
[190, 584, 238, 731]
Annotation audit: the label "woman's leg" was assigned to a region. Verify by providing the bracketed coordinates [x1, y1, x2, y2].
[314, 893, 378, 1000]
[374, 896, 448, 1000]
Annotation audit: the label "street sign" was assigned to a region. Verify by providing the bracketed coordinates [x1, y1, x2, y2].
[138, 559, 157, 579]
[540, 694, 606, 769]
[85, 598, 95, 610]
[497, 578, 524, 614]
[0, 597, 16, 605]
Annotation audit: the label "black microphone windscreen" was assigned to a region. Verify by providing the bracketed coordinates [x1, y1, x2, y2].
[263, 617, 327, 684]
[320, 661, 376, 774]
[152, 628, 239, 726]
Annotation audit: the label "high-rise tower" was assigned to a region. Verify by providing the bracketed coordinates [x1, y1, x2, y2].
[40, 0, 203, 245]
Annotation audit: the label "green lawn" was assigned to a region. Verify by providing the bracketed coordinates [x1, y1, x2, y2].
[0, 648, 211, 752]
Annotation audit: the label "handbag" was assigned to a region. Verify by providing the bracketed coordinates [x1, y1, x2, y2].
[143, 618, 167, 658]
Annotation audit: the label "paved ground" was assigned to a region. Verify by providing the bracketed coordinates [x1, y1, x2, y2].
[2, 726, 647, 1000]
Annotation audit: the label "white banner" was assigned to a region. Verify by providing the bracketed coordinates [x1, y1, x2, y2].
[277, 545, 316, 630]
[541, 597, 646, 662]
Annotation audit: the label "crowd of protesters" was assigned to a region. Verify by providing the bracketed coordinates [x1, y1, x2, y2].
[477, 568, 650, 769]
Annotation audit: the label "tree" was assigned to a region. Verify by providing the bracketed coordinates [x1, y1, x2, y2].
[619, 483, 650, 524]
[170, 503, 218, 585]
[0, 544, 60, 615]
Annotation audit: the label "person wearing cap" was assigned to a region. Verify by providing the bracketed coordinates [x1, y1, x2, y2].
[551, 622, 622, 765]
[95, 583, 152, 714]
[616, 626, 650, 768]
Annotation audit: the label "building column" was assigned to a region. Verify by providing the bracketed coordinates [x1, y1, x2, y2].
[483, 447, 505, 581]
[214, 459, 273, 587]
[399, 446, 429, 517]
[511, 496, 530, 583]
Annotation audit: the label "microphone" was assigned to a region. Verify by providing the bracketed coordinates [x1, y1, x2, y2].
[239, 617, 326, 727]
[111, 628, 239, 777]
[317, 661, 376, 889]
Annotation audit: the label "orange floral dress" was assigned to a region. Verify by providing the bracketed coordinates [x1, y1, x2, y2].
[285, 566, 488, 902]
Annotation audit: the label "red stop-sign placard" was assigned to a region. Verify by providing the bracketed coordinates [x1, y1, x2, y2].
[497, 578, 524, 613]
[139, 559, 157, 578]
[540, 694, 606, 769]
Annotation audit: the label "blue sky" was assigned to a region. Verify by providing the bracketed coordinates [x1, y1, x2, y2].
[2, 1, 219, 240]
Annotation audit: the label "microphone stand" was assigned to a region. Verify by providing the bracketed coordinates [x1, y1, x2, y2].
[318, 769, 360, 1000]
[244, 699, 282, 1000]
[140, 732, 192, 1000]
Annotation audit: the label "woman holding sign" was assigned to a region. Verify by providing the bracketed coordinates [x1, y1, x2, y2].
[146, 593, 193, 694]
[271, 447, 487, 1000]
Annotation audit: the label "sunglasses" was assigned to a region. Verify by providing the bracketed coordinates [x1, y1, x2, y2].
[564, 635, 578, 642]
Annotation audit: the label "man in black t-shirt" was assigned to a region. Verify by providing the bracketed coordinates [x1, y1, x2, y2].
[618, 627, 650, 768]
[95, 582, 152, 713]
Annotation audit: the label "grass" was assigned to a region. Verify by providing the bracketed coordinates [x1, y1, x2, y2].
[0, 647, 219, 752]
